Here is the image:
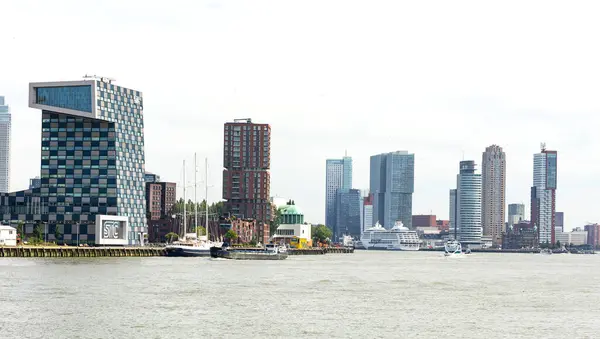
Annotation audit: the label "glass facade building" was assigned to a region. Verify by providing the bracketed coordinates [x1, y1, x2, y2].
[0, 80, 146, 245]
[0, 96, 10, 193]
[335, 188, 362, 240]
[369, 151, 414, 228]
[531, 148, 557, 244]
[325, 156, 352, 231]
[455, 161, 482, 246]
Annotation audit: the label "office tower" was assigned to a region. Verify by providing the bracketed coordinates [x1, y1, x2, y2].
[481, 145, 506, 246]
[363, 194, 373, 232]
[456, 161, 482, 246]
[0, 78, 147, 245]
[555, 211, 564, 233]
[0, 96, 10, 193]
[530, 144, 557, 245]
[369, 151, 415, 228]
[325, 155, 352, 229]
[335, 188, 362, 240]
[449, 189, 457, 238]
[222, 119, 271, 226]
[507, 203, 526, 227]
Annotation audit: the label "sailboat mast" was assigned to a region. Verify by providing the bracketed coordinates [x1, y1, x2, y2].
[194, 153, 198, 235]
[205, 157, 209, 241]
[183, 160, 186, 237]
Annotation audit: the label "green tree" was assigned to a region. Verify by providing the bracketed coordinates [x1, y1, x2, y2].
[556, 240, 561, 248]
[165, 232, 179, 243]
[312, 224, 332, 244]
[54, 225, 62, 242]
[224, 229, 238, 241]
[32, 222, 44, 243]
[269, 205, 282, 236]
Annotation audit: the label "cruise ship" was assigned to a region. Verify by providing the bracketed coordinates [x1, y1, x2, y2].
[360, 221, 421, 251]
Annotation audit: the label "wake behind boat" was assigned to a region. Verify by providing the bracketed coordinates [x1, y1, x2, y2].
[444, 240, 462, 257]
[210, 243, 288, 260]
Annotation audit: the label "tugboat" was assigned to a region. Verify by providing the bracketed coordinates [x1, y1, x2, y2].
[210, 243, 288, 260]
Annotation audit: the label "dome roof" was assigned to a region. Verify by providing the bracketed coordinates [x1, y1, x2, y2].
[279, 204, 303, 215]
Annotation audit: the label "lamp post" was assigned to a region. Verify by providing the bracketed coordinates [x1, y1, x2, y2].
[76, 223, 80, 247]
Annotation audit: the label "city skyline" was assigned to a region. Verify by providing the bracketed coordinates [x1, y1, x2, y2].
[2, 1, 599, 230]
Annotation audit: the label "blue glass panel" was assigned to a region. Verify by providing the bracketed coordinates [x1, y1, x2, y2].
[36, 86, 92, 113]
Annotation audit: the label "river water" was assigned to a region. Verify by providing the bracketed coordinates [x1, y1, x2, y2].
[1, 251, 599, 338]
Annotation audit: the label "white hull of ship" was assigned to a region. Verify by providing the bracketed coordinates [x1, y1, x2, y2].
[362, 242, 420, 251]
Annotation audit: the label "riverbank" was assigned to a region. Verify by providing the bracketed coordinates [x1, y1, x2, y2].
[0, 246, 354, 257]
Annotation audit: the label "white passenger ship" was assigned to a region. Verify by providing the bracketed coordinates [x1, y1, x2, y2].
[360, 221, 421, 251]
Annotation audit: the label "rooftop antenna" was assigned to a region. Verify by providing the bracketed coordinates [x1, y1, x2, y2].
[345, 149, 348, 157]
[541, 142, 546, 152]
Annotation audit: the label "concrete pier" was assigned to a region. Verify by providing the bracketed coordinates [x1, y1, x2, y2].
[0, 246, 167, 258]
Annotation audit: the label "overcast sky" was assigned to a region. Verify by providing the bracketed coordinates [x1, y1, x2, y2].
[2, 0, 600, 230]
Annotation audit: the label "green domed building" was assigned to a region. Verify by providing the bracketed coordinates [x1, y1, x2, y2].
[273, 200, 312, 248]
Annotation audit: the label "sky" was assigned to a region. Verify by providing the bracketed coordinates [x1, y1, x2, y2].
[1, 0, 600, 230]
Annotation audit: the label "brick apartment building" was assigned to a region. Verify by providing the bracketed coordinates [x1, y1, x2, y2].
[222, 119, 271, 241]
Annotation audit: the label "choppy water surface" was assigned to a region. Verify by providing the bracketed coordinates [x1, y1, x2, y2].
[1, 251, 599, 338]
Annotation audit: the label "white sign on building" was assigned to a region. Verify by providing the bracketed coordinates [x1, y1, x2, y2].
[95, 215, 129, 245]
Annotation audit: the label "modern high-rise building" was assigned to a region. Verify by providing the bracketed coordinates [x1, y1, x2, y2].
[449, 189, 457, 238]
[369, 151, 415, 228]
[222, 119, 271, 227]
[455, 160, 482, 246]
[335, 188, 362, 240]
[362, 194, 373, 232]
[507, 203, 526, 227]
[481, 145, 506, 246]
[530, 144, 557, 245]
[0, 96, 10, 193]
[325, 155, 352, 229]
[0, 78, 147, 245]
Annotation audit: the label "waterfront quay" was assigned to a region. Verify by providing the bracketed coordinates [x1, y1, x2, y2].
[0, 246, 354, 258]
[0, 246, 165, 258]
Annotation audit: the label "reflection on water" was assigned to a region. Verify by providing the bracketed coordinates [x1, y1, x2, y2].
[1, 252, 599, 338]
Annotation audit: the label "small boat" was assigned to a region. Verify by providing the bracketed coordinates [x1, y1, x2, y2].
[444, 240, 462, 257]
[539, 248, 553, 255]
[210, 243, 288, 260]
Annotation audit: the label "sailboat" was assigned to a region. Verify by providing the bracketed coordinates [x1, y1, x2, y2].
[166, 155, 223, 257]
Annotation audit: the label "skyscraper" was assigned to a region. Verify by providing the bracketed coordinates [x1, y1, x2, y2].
[0, 96, 10, 193]
[369, 151, 414, 228]
[0, 78, 147, 245]
[481, 145, 506, 246]
[530, 144, 557, 245]
[335, 188, 362, 240]
[455, 160, 482, 246]
[362, 194, 373, 232]
[222, 119, 271, 225]
[507, 203, 526, 226]
[325, 155, 352, 229]
[449, 189, 457, 238]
